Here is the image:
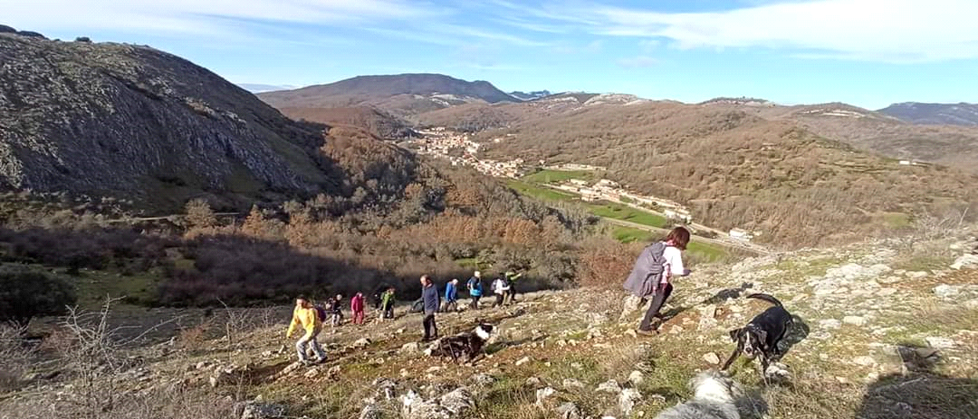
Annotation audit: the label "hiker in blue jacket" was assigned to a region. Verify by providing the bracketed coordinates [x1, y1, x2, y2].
[443, 278, 459, 312]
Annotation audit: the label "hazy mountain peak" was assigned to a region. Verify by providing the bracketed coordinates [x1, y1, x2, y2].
[878, 102, 978, 126]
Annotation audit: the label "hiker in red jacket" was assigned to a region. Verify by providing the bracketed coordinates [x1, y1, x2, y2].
[351, 292, 366, 325]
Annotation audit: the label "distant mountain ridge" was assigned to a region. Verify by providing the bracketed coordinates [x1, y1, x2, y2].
[238, 83, 297, 93]
[878, 102, 978, 126]
[510, 90, 552, 101]
[259, 74, 517, 117]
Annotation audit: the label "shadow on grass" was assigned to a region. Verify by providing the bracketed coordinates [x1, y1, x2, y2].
[856, 342, 978, 419]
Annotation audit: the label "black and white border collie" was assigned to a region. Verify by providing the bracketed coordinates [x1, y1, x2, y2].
[427, 323, 494, 364]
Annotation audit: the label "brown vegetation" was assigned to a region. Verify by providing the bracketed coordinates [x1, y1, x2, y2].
[476, 102, 978, 248]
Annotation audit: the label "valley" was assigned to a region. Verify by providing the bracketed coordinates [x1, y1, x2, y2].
[2, 25, 978, 419]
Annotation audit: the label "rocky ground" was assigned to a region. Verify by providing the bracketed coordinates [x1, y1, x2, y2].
[2, 237, 977, 419]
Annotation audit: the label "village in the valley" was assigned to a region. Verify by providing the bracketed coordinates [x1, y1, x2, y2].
[405, 127, 762, 244]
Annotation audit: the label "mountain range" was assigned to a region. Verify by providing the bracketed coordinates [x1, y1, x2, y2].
[258, 74, 517, 119]
[2, 28, 977, 246]
[877, 102, 978, 126]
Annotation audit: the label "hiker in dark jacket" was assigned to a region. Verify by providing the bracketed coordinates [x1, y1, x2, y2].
[623, 227, 691, 335]
[420, 275, 440, 341]
[328, 294, 343, 327]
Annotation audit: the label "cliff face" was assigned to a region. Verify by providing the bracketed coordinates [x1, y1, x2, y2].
[0, 32, 334, 208]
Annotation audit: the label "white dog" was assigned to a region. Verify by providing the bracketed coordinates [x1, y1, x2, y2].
[654, 371, 743, 419]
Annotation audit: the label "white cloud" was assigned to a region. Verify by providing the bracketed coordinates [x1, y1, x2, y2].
[618, 56, 658, 68]
[581, 0, 978, 62]
[1, 0, 439, 36]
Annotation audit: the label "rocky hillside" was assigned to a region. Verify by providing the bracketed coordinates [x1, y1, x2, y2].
[3, 235, 976, 419]
[723, 102, 978, 174]
[0, 30, 339, 210]
[278, 106, 418, 140]
[259, 74, 516, 118]
[879, 102, 978, 126]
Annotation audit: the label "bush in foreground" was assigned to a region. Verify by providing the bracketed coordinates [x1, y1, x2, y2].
[0, 264, 76, 325]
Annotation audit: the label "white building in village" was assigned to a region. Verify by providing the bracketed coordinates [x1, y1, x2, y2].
[664, 209, 693, 224]
[729, 228, 753, 241]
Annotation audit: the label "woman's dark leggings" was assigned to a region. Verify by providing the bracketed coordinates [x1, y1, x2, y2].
[639, 283, 674, 331]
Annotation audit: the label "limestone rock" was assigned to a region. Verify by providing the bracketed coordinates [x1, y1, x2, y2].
[557, 402, 583, 419]
[619, 388, 643, 416]
[843, 316, 867, 326]
[535, 387, 557, 407]
[628, 371, 644, 386]
[596, 379, 622, 394]
[562, 378, 585, 392]
[702, 352, 721, 365]
[951, 254, 978, 270]
[934, 284, 961, 299]
[237, 402, 285, 419]
[925, 337, 956, 349]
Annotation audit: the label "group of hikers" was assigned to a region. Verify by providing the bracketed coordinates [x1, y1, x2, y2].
[286, 225, 693, 364]
[285, 269, 524, 364]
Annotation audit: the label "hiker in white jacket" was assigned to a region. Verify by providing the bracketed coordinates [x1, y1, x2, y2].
[491, 277, 509, 307]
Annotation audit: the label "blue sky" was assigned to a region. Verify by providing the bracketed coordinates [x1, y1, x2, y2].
[5, 0, 978, 109]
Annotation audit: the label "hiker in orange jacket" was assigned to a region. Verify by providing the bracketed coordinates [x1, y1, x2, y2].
[286, 297, 327, 364]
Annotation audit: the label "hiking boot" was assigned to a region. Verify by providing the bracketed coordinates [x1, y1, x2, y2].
[635, 328, 657, 336]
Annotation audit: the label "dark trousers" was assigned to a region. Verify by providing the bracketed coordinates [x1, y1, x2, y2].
[493, 293, 504, 307]
[383, 303, 394, 319]
[470, 296, 481, 309]
[639, 283, 674, 331]
[423, 313, 438, 340]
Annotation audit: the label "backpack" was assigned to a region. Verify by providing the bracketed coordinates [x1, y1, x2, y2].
[622, 242, 666, 298]
[315, 305, 328, 322]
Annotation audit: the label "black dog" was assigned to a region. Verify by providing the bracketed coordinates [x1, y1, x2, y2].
[721, 293, 792, 375]
[427, 323, 494, 364]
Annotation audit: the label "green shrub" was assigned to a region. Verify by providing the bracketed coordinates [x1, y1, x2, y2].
[0, 264, 76, 324]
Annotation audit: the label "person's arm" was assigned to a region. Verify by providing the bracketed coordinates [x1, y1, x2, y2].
[286, 312, 299, 338]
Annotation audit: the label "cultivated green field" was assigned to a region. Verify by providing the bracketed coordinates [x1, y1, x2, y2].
[521, 169, 593, 184]
[610, 226, 729, 262]
[506, 180, 577, 202]
[584, 201, 668, 228]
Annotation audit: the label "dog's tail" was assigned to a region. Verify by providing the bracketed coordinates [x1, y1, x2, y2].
[746, 293, 783, 307]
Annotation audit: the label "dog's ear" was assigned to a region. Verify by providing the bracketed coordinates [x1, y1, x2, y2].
[756, 329, 768, 346]
[728, 328, 742, 342]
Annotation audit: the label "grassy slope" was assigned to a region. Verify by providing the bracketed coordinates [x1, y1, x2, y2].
[21, 239, 975, 419]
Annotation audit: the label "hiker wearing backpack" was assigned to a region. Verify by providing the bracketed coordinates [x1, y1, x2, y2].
[286, 297, 327, 364]
[467, 271, 483, 309]
[622, 227, 691, 335]
[380, 287, 396, 320]
[328, 294, 344, 327]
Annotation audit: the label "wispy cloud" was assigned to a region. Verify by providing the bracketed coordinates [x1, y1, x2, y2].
[577, 0, 978, 62]
[618, 56, 658, 68]
[3, 0, 441, 37]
